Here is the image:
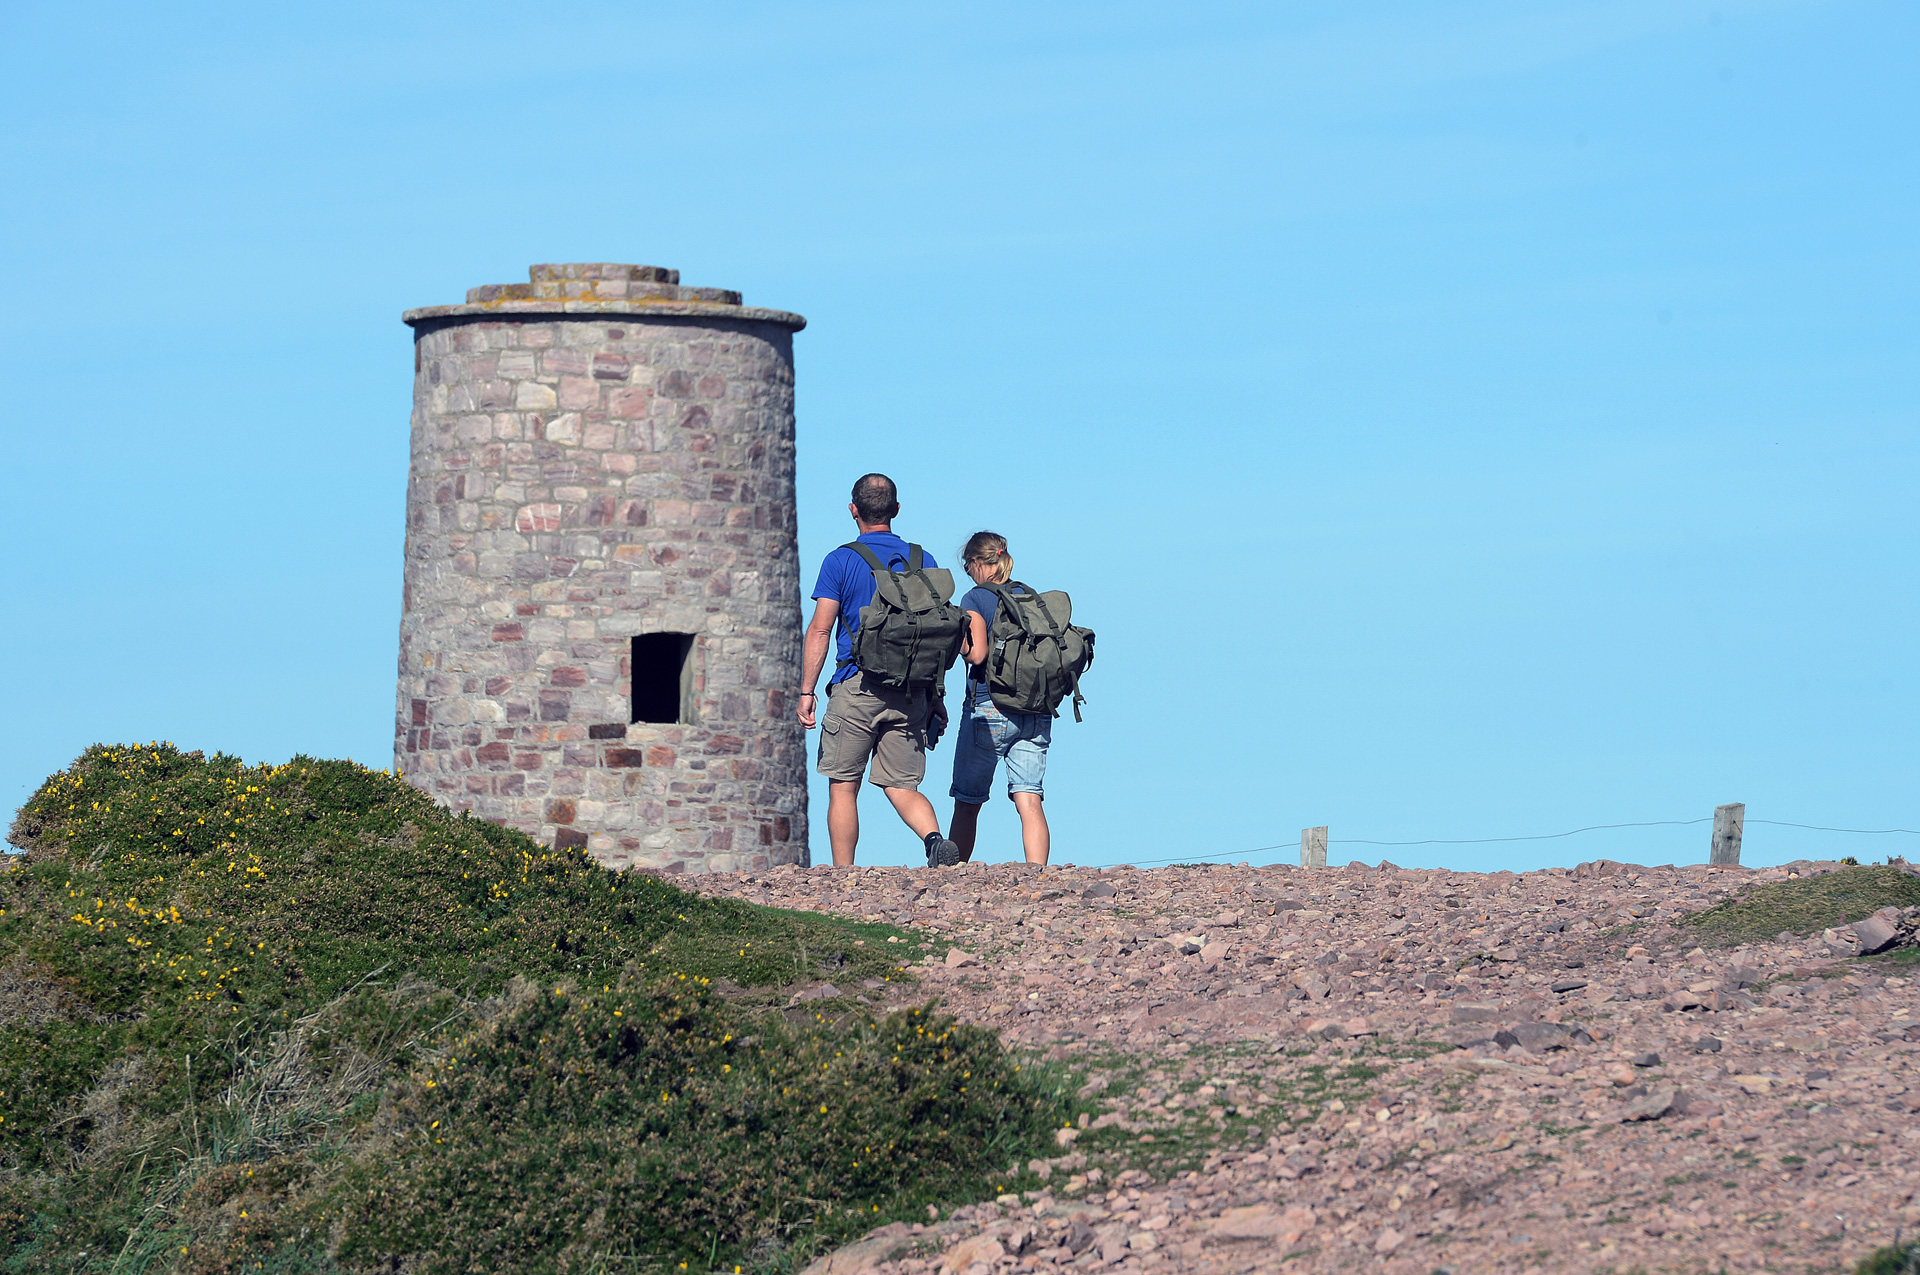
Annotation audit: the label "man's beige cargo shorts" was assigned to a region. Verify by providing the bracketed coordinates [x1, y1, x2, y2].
[816, 670, 930, 789]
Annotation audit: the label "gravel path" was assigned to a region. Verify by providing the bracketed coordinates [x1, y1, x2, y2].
[686, 857, 1920, 1274]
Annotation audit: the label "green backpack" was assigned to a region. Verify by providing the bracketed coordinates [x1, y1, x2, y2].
[981, 582, 1095, 720]
[836, 542, 966, 690]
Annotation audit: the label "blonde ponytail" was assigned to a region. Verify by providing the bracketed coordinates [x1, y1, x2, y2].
[960, 531, 1013, 584]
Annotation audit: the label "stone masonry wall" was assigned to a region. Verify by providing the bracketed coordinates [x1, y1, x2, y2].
[394, 263, 809, 873]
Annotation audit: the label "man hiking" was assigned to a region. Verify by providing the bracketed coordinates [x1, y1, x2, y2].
[798, 473, 966, 867]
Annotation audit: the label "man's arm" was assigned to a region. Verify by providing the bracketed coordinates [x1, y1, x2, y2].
[799, 597, 840, 729]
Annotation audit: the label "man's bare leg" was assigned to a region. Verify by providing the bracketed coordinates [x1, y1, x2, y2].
[1012, 792, 1049, 865]
[883, 786, 941, 840]
[828, 779, 862, 866]
[949, 800, 984, 862]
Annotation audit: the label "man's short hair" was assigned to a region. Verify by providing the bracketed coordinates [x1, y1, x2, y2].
[851, 473, 900, 523]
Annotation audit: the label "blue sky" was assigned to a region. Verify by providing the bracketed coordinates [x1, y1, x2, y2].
[2, 0, 1913, 871]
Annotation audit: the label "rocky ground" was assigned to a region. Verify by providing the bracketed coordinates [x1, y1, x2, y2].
[684, 856, 1920, 1275]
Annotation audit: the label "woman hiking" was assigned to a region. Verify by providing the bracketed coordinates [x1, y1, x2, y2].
[947, 531, 1052, 865]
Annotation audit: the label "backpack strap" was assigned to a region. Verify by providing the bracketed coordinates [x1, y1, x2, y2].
[1066, 630, 1090, 722]
[979, 586, 1018, 680]
[901, 543, 942, 597]
[833, 613, 858, 670]
[834, 542, 887, 668]
[893, 542, 952, 631]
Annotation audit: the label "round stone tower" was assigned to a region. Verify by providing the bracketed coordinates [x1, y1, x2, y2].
[395, 263, 808, 873]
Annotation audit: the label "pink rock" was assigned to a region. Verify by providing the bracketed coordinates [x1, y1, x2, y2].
[1209, 1206, 1283, 1241]
[944, 948, 978, 968]
[799, 1224, 921, 1275]
[1851, 914, 1899, 954]
[936, 1235, 1002, 1274]
[1209, 1205, 1315, 1244]
[1620, 1086, 1678, 1122]
[789, 983, 841, 1004]
[1450, 1003, 1504, 1024]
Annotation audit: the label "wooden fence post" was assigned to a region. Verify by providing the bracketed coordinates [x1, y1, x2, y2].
[1301, 826, 1328, 869]
[1710, 803, 1745, 865]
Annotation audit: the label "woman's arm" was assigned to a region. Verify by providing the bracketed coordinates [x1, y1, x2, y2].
[963, 609, 989, 666]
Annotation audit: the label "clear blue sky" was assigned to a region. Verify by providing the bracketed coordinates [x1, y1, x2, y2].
[3, 1, 1914, 872]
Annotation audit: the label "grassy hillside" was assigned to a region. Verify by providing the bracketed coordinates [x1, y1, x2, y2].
[1679, 865, 1920, 947]
[2, 744, 1071, 1274]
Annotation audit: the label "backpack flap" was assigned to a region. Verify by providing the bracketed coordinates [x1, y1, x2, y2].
[893, 567, 958, 611]
[846, 542, 957, 610]
[991, 582, 1070, 631]
[841, 542, 965, 689]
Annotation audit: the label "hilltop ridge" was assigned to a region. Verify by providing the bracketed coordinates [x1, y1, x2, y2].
[686, 852, 1920, 1273]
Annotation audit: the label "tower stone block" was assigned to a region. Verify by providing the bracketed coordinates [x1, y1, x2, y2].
[395, 263, 809, 873]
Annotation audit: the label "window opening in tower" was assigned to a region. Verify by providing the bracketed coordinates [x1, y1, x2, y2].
[631, 633, 697, 725]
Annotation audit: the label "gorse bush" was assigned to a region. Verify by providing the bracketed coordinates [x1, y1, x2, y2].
[3, 744, 900, 1174]
[2, 744, 1072, 1273]
[335, 982, 1048, 1272]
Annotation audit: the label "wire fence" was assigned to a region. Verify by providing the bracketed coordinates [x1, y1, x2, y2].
[1339, 818, 1710, 847]
[1127, 813, 1919, 869]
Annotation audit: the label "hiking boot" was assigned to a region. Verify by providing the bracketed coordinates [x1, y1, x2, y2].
[925, 835, 963, 868]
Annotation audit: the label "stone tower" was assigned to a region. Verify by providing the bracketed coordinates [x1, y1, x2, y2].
[395, 263, 808, 873]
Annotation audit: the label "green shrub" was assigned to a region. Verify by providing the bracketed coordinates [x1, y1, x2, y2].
[1857, 1239, 1920, 1275]
[332, 981, 1054, 1273]
[1679, 865, 1920, 947]
[2, 745, 1068, 1273]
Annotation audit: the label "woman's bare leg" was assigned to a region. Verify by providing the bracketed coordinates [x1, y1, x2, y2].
[949, 800, 984, 862]
[1012, 792, 1049, 865]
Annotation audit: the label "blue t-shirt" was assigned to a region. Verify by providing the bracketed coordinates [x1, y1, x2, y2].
[811, 533, 939, 685]
[960, 583, 1028, 703]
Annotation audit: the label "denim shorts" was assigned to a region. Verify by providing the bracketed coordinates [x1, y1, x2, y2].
[948, 694, 1051, 804]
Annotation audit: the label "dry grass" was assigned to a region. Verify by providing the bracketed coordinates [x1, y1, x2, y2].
[0, 958, 100, 1030]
